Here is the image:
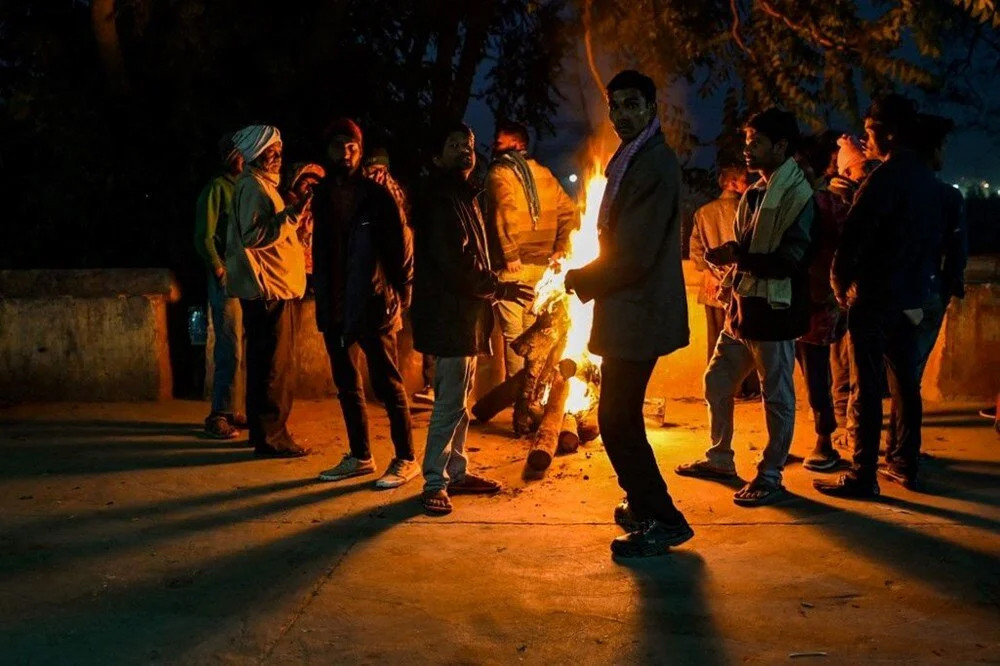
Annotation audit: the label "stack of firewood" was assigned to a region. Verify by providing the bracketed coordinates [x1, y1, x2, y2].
[471, 297, 600, 472]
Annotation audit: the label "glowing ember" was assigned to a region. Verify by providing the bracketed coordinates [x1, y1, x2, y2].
[531, 161, 607, 416]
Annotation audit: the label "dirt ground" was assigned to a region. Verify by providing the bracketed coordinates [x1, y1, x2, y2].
[0, 397, 997, 665]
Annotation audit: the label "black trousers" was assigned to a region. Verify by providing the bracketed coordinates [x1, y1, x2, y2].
[795, 341, 838, 437]
[241, 298, 297, 450]
[598, 357, 683, 525]
[848, 306, 923, 480]
[324, 327, 414, 461]
[706, 305, 760, 397]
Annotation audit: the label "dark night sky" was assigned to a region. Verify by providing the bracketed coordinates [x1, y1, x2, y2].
[463, 45, 1000, 192]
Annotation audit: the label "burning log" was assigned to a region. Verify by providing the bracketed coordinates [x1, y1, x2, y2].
[512, 303, 570, 436]
[557, 414, 581, 454]
[526, 358, 576, 472]
[575, 409, 600, 443]
[471, 369, 525, 423]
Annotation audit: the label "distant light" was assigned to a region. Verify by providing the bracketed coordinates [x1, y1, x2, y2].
[568, 173, 578, 183]
[952, 183, 961, 189]
[983, 181, 990, 189]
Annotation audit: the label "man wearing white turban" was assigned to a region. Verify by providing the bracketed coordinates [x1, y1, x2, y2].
[226, 124, 311, 457]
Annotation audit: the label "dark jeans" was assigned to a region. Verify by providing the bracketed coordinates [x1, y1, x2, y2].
[241, 298, 297, 450]
[706, 305, 760, 397]
[848, 306, 923, 480]
[324, 327, 414, 461]
[795, 341, 838, 437]
[886, 296, 947, 465]
[599, 357, 683, 525]
[830, 333, 854, 430]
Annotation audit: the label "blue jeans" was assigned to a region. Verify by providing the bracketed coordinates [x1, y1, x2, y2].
[207, 275, 244, 416]
[422, 356, 477, 492]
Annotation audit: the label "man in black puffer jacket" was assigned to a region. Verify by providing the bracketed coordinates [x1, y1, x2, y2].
[410, 122, 533, 516]
[312, 118, 419, 490]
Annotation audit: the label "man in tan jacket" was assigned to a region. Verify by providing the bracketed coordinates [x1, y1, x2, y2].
[484, 121, 579, 380]
[689, 165, 759, 399]
[226, 124, 311, 458]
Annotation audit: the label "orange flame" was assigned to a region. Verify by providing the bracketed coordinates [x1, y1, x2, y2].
[531, 159, 607, 416]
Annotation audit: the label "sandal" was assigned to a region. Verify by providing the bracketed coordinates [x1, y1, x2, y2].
[448, 473, 502, 495]
[422, 489, 453, 515]
[733, 478, 787, 507]
[675, 459, 738, 480]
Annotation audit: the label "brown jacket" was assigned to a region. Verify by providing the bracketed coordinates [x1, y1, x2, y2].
[689, 190, 740, 308]
[484, 158, 579, 268]
[570, 132, 689, 360]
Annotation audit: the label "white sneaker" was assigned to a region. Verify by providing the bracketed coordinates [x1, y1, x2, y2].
[375, 457, 420, 489]
[413, 386, 435, 404]
[319, 454, 376, 482]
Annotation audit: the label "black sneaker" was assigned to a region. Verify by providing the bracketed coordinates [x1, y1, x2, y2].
[204, 414, 239, 439]
[610, 519, 695, 558]
[613, 499, 651, 533]
[878, 466, 918, 490]
[813, 473, 879, 498]
[227, 412, 248, 429]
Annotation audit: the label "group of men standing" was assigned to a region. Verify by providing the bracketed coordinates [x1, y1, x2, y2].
[677, 94, 967, 513]
[193, 67, 966, 558]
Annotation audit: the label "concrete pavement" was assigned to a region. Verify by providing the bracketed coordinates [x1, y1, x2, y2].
[0, 398, 997, 664]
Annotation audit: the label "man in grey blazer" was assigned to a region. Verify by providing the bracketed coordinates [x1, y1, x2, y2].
[565, 70, 692, 558]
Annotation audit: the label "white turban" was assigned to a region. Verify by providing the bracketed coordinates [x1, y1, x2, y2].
[233, 124, 281, 162]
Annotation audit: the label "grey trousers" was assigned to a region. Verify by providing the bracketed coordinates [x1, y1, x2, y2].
[495, 264, 547, 379]
[705, 331, 796, 485]
[422, 356, 477, 492]
[207, 274, 244, 416]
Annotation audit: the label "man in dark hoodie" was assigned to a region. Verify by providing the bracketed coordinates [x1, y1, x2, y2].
[410, 122, 533, 516]
[564, 70, 693, 558]
[816, 94, 944, 497]
[311, 118, 418, 489]
[880, 113, 967, 489]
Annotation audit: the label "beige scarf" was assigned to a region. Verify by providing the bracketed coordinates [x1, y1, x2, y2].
[722, 157, 813, 309]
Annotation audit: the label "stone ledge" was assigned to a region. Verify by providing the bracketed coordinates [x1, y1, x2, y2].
[0, 269, 180, 301]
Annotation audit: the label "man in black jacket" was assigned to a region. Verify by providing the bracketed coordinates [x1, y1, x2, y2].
[312, 118, 419, 489]
[816, 95, 944, 497]
[564, 70, 693, 558]
[410, 122, 533, 516]
[675, 108, 815, 508]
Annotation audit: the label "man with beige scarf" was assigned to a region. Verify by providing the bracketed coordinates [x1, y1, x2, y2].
[676, 108, 815, 506]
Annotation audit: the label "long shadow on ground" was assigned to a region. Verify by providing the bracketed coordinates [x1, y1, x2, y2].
[0, 496, 423, 663]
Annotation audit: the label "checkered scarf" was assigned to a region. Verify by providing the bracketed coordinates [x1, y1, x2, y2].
[597, 116, 661, 230]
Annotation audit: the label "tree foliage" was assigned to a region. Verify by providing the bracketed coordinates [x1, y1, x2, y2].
[583, 0, 1000, 159]
[0, 0, 569, 274]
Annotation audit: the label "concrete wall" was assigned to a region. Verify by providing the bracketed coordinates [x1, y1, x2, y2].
[0, 270, 178, 402]
[923, 256, 1000, 401]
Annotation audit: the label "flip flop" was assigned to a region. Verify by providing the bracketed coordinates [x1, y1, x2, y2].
[675, 460, 738, 480]
[422, 490, 453, 515]
[733, 480, 787, 507]
[448, 473, 502, 495]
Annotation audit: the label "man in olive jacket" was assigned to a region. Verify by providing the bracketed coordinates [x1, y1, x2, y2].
[565, 70, 692, 558]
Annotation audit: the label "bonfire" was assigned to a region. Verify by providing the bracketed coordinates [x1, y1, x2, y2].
[471, 162, 608, 472]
